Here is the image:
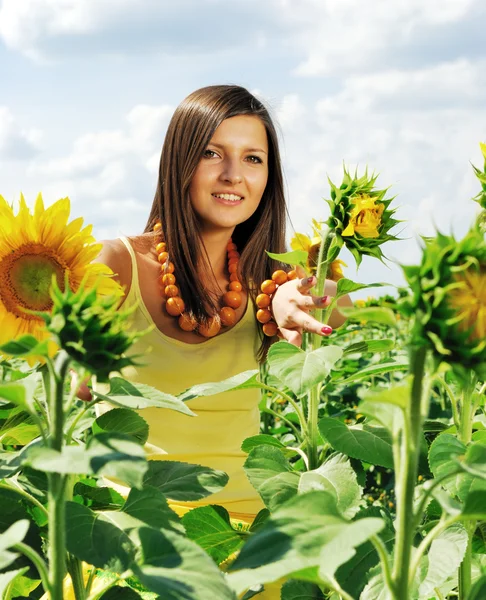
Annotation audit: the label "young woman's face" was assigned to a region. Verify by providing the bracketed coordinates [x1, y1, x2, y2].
[189, 115, 269, 235]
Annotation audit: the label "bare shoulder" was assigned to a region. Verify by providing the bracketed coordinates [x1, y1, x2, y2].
[94, 238, 132, 292]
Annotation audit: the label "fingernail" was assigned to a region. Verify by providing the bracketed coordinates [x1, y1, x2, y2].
[306, 277, 315, 284]
[321, 295, 329, 304]
[321, 325, 333, 335]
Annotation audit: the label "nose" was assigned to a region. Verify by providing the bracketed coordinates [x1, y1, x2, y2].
[220, 158, 242, 184]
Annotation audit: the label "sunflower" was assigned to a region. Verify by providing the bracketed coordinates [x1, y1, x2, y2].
[401, 228, 486, 380]
[0, 193, 123, 347]
[290, 230, 347, 281]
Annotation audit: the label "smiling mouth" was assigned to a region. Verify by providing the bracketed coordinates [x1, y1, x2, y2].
[212, 193, 244, 202]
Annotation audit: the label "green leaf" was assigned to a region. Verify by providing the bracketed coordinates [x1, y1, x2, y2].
[241, 434, 286, 454]
[336, 279, 386, 298]
[9, 573, 41, 598]
[0, 520, 30, 570]
[338, 306, 397, 327]
[227, 491, 384, 595]
[468, 575, 486, 600]
[65, 501, 138, 572]
[300, 454, 363, 519]
[99, 587, 143, 599]
[243, 445, 300, 511]
[122, 486, 183, 533]
[318, 418, 394, 469]
[267, 341, 343, 397]
[462, 442, 486, 479]
[417, 524, 468, 597]
[96, 377, 196, 416]
[0, 335, 48, 357]
[130, 527, 237, 600]
[360, 569, 389, 600]
[73, 482, 125, 510]
[342, 339, 395, 356]
[178, 370, 260, 402]
[0, 381, 32, 408]
[266, 250, 308, 265]
[281, 580, 324, 599]
[93, 408, 149, 445]
[462, 490, 486, 518]
[0, 568, 29, 598]
[181, 505, 244, 564]
[26, 433, 148, 488]
[428, 434, 466, 496]
[339, 361, 408, 384]
[142, 461, 229, 502]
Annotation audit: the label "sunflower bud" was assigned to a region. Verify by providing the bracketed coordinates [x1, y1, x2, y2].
[326, 167, 400, 266]
[401, 229, 486, 380]
[40, 278, 144, 382]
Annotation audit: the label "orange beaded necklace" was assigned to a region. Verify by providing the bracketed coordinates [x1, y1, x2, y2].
[153, 220, 243, 338]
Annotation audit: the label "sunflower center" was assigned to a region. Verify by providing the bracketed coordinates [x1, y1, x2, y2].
[448, 266, 486, 342]
[0, 244, 67, 319]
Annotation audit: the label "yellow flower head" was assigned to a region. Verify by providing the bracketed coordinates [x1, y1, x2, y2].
[290, 231, 346, 280]
[447, 267, 486, 344]
[342, 194, 385, 239]
[0, 193, 123, 347]
[328, 259, 347, 282]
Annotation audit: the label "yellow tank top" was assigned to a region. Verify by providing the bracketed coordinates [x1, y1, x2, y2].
[97, 236, 265, 519]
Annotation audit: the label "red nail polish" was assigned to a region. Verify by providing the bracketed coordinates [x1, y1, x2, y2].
[306, 277, 315, 284]
[321, 325, 332, 335]
[321, 295, 329, 304]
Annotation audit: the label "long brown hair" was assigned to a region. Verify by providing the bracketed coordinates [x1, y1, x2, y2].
[144, 85, 287, 360]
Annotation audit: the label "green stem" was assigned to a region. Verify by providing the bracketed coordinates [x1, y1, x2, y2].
[263, 406, 302, 440]
[46, 350, 71, 600]
[67, 555, 87, 600]
[457, 375, 476, 600]
[392, 345, 427, 600]
[370, 534, 395, 597]
[307, 385, 320, 470]
[65, 397, 101, 445]
[13, 541, 51, 596]
[0, 480, 48, 518]
[258, 382, 307, 437]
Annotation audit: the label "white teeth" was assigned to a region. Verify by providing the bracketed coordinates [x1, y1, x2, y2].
[213, 193, 242, 202]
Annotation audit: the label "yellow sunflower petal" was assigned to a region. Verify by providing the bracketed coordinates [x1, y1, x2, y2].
[290, 233, 311, 252]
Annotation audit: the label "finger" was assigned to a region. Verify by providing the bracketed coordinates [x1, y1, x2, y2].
[295, 265, 307, 279]
[279, 326, 302, 347]
[300, 294, 331, 311]
[296, 275, 317, 294]
[299, 314, 333, 337]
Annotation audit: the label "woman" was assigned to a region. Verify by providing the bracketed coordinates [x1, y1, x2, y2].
[86, 84, 350, 598]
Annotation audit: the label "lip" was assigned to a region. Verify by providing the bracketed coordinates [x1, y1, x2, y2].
[212, 192, 244, 206]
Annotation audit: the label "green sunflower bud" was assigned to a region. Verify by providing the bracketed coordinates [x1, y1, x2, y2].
[40, 277, 145, 382]
[472, 142, 486, 233]
[400, 228, 486, 380]
[326, 166, 400, 266]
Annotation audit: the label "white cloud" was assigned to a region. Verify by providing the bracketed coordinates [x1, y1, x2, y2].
[0, 107, 41, 160]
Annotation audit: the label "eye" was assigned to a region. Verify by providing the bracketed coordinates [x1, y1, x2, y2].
[203, 149, 218, 159]
[246, 155, 263, 164]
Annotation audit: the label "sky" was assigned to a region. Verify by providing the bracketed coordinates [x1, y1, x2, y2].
[1, 0, 485, 297]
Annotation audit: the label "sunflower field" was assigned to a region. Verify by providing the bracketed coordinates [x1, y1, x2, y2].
[0, 143, 485, 600]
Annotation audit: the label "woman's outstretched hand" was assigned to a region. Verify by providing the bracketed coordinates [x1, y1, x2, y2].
[271, 266, 350, 347]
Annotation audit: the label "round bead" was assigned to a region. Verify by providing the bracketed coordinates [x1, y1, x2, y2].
[261, 279, 277, 295]
[230, 273, 240, 282]
[228, 263, 238, 274]
[156, 242, 167, 253]
[223, 291, 242, 309]
[179, 312, 197, 331]
[256, 308, 272, 324]
[153, 222, 162, 232]
[287, 270, 298, 280]
[262, 321, 278, 336]
[228, 250, 240, 259]
[162, 273, 176, 286]
[198, 317, 221, 338]
[220, 306, 237, 327]
[158, 251, 169, 264]
[163, 262, 175, 274]
[229, 281, 242, 292]
[166, 296, 185, 316]
[165, 284, 179, 298]
[227, 242, 237, 251]
[256, 293, 271, 309]
[228, 257, 239, 266]
[272, 270, 288, 285]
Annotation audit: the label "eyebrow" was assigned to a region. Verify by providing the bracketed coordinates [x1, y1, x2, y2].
[209, 142, 268, 154]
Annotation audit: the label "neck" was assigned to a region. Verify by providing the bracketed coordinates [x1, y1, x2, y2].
[199, 229, 234, 280]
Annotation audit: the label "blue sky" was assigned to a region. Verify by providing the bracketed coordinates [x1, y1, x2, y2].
[1, 0, 485, 296]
